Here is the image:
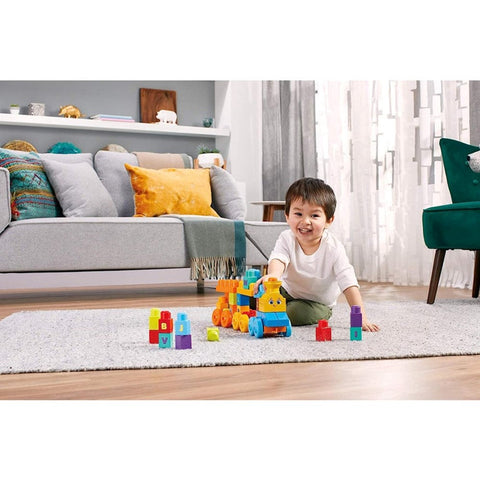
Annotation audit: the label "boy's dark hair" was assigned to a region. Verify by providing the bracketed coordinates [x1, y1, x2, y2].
[285, 177, 336, 220]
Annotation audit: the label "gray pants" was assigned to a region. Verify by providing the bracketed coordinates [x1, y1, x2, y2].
[280, 286, 332, 326]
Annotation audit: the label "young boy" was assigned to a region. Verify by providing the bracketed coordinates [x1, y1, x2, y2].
[255, 177, 379, 332]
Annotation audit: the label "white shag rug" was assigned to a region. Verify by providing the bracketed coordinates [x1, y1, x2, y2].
[1, 299, 480, 374]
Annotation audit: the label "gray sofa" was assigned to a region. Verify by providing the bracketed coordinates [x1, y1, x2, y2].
[0, 149, 288, 290]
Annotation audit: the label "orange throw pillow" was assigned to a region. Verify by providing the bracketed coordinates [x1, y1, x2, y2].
[125, 164, 219, 217]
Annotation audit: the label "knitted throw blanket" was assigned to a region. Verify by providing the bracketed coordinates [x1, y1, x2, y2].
[168, 215, 246, 280]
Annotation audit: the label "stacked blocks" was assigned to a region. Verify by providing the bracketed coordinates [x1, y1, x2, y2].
[315, 319, 332, 341]
[149, 309, 192, 349]
[158, 311, 173, 348]
[149, 308, 161, 344]
[350, 305, 362, 341]
[175, 312, 192, 349]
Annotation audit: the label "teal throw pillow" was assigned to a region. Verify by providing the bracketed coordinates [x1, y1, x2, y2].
[0, 148, 62, 220]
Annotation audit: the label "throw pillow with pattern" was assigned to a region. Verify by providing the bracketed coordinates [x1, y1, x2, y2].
[0, 148, 62, 220]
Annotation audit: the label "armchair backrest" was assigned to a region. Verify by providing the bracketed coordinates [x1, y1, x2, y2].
[440, 137, 480, 203]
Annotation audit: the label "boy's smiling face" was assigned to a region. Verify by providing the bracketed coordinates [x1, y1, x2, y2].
[285, 198, 334, 252]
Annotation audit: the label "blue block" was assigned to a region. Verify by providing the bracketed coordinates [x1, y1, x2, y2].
[236, 294, 250, 306]
[175, 312, 191, 336]
[243, 269, 261, 288]
[262, 312, 291, 328]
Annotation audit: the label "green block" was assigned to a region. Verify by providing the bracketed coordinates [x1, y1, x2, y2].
[350, 327, 362, 341]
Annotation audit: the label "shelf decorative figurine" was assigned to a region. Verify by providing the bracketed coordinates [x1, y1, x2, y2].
[156, 109, 177, 124]
[28, 103, 45, 116]
[58, 104, 83, 119]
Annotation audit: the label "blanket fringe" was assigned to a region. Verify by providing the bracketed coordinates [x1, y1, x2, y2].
[190, 256, 246, 281]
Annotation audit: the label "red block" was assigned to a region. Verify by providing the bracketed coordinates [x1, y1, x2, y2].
[317, 319, 329, 328]
[149, 329, 159, 344]
[315, 323, 332, 342]
[159, 311, 173, 333]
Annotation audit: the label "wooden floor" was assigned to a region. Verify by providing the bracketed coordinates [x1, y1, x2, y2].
[0, 281, 479, 400]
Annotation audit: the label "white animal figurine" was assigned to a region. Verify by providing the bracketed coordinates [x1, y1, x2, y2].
[467, 150, 480, 173]
[156, 110, 177, 124]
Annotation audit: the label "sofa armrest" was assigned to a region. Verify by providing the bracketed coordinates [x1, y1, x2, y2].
[0, 167, 11, 233]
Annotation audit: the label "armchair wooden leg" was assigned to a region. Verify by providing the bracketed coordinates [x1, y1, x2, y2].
[473, 250, 480, 298]
[427, 249, 446, 304]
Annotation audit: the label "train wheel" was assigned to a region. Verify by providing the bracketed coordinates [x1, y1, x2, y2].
[232, 312, 242, 330]
[212, 308, 222, 326]
[221, 309, 233, 328]
[239, 314, 250, 333]
[285, 324, 292, 337]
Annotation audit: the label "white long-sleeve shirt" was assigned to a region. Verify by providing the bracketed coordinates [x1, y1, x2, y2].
[268, 229, 359, 307]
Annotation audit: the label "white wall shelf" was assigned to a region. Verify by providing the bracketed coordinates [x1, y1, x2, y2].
[0, 113, 230, 139]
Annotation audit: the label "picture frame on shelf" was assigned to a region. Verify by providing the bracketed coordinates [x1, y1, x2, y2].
[139, 88, 177, 124]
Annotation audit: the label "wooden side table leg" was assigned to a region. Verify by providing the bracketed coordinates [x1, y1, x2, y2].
[263, 205, 274, 222]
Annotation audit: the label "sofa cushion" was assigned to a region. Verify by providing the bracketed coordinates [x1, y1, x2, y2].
[38, 152, 94, 167]
[94, 151, 138, 217]
[133, 152, 193, 169]
[125, 164, 219, 217]
[209, 165, 246, 220]
[0, 148, 62, 220]
[42, 159, 118, 217]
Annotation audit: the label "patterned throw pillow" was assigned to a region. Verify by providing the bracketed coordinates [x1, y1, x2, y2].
[0, 148, 62, 220]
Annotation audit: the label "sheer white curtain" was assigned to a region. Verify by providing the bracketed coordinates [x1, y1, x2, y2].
[316, 80, 474, 288]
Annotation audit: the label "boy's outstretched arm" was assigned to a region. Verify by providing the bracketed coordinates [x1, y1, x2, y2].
[343, 286, 380, 332]
[253, 259, 286, 294]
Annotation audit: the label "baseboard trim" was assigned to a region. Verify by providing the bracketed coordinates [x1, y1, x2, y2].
[0, 268, 195, 291]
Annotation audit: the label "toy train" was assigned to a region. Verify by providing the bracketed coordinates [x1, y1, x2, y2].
[212, 268, 292, 338]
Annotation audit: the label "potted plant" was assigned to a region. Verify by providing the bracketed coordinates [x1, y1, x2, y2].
[9, 104, 20, 114]
[196, 145, 225, 168]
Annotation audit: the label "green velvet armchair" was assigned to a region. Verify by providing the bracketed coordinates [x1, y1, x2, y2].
[422, 138, 480, 303]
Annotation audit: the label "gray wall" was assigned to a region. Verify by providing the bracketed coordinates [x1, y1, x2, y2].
[0, 81, 216, 155]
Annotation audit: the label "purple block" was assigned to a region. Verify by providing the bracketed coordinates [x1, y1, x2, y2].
[175, 334, 192, 350]
[350, 305, 362, 328]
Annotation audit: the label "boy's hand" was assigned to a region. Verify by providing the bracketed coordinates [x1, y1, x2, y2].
[362, 320, 379, 332]
[253, 274, 276, 295]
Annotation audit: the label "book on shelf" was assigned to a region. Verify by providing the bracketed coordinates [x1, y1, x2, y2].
[90, 114, 135, 122]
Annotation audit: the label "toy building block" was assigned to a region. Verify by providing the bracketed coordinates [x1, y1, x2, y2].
[175, 312, 191, 336]
[158, 310, 173, 333]
[207, 327, 220, 341]
[257, 278, 285, 313]
[243, 268, 261, 288]
[149, 308, 161, 344]
[315, 319, 332, 341]
[215, 278, 240, 294]
[149, 308, 161, 330]
[175, 334, 192, 349]
[350, 327, 362, 341]
[159, 333, 173, 348]
[149, 329, 160, 344]
[350, 305, 362, 328]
